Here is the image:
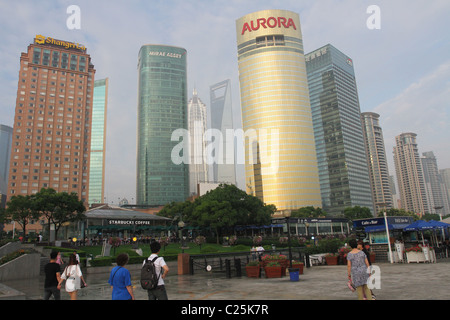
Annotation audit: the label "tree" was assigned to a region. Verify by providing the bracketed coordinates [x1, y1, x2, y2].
[291, 206, 326, 218]
[343, 206, 373, 221]
[189, 199, 237, 244]
[4, 194, 40, 237]
[377, 208, 418, 220]
[33, 188, 86, 241]
[160, 184, 276, 243]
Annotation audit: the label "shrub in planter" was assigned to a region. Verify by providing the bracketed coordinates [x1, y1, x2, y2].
[89, 257, 113, 267]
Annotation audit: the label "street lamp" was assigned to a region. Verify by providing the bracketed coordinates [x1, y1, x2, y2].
[434, 206, 445, 240]
[377, 202, 393, 264]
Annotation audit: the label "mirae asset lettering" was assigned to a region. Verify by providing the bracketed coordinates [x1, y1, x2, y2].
[148, 51, 184, 58]
[241, 16, 297, 35]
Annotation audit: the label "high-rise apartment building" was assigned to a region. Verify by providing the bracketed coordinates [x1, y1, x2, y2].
[188, 88, 208, 195]
[208, 79, 236, 185]
[421, 151, 448, 215]
[439, 168, 450, 215]
[236, 10, 322, 212]
[393, 133, 428, 214]
[88, 78, 108, 205]
[306, 44, 374, 216]
[361, 112, 393, 213]
[7, 36, 95, 205]
[136, 45, 189, 206]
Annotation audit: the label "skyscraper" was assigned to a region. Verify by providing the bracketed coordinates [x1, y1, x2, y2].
[236, 10, 322, 212]
[208, 79, 236, 185]
[361, 112, 393, 213]
[306, 44, 374, 216]
[7, 35, 95, 205]
[136, 45, 189, 206]
[88, 78, 108, 205]
[393, 133, 428, 214]
[0, 124, 13, 195]
[421, 151, 448, 214]
[439, 168, 450, 215]
[188, 88, 208, 195]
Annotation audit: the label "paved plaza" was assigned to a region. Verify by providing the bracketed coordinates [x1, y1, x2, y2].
[2, 258, 450, 300]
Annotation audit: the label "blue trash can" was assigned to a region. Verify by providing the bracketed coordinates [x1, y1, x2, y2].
[288, 268, 299, 281]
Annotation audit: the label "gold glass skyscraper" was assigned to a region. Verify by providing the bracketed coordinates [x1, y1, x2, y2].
[236, 10, 321, 212]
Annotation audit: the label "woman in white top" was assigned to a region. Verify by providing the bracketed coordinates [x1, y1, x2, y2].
[60, 254, 87, 300]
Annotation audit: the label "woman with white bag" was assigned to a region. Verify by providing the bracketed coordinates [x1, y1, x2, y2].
[60, 254, 87, 300]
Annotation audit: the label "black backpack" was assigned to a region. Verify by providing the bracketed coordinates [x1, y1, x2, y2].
[140, 256, 161, 290]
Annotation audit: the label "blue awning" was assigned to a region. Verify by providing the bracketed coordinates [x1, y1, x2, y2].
[365, 223, 410, 233]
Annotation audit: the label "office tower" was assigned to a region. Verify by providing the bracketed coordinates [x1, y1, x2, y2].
[236, 10, 322, 212]
[7, 35, 95, 205]
[208, 79, 236, 185]
[306, 44, 374, 216]
[421, 151, 448, 214]
[0, 124, 13, 194]
[136, 45, 189, 205]
[361, 112, 393, 213]
[393, 133, 428, 214]
[88, 78, 108, 205]
[188, 88, 208, 195]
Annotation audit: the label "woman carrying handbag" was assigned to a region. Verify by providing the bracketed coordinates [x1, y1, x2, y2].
[60, 254, 87, 300]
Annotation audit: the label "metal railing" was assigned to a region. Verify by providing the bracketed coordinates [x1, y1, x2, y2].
[189, 248, 309, 278]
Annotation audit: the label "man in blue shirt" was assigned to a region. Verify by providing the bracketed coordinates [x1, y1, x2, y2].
[108, 253, 135, 300]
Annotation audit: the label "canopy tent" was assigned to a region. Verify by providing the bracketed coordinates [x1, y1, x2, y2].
[403, 220, 450, 246]
[403, 220, 434, 231]
[427, 220, 450, 229]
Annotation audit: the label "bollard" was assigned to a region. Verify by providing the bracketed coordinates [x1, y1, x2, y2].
[225, 259, 231, 278]
[189, 257, 194, 275]
[235, 258, 242, 277]
[305, 253, 310, 268]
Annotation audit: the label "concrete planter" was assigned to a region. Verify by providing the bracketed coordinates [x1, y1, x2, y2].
[0, 253, 40, 281]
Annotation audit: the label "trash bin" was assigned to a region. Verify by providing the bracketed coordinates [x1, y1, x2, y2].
[288, 268, 299, 281]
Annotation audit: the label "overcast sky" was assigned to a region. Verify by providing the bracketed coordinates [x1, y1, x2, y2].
[0, 0, 449, 204]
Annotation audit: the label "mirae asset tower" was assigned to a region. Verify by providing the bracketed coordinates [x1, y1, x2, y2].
[136, 45, 189, 206]
[236, 10, 322, 212]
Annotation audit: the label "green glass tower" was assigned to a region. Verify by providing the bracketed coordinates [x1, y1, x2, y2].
[136, 45, 189, 205]
[89, 78, 108, 205]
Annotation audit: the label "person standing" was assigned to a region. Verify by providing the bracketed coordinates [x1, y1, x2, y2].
[347, 239, 372, 300]
[56, 252, 64, 265]
[44, 251, 62, 300]
[109, 253, 135, 300]
[143, 241, 169, 300]
[60, 254, 87, 300]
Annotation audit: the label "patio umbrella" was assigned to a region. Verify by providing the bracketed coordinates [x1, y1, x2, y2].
[403, 220, 433, 231]
[404, 220, 433, 245]
[428, 220, 450, 244]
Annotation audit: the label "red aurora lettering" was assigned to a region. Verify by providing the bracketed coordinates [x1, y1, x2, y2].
[241, 17, 297, 35]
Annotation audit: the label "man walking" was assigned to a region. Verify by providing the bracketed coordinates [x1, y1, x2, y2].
[44, 251, 62, 300]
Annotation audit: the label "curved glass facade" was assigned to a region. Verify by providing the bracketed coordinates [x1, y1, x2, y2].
[136, 45, 188, 205]
[236, 10, 322, 212]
